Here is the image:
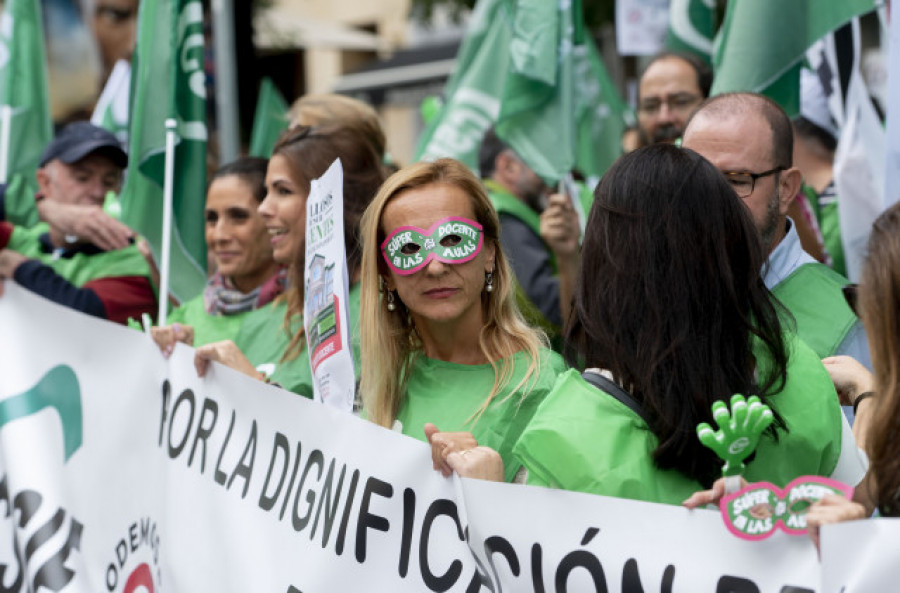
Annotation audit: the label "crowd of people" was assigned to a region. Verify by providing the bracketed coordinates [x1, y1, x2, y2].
[0, 47, 896, 555]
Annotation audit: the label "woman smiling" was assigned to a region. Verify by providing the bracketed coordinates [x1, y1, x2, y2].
[152, 158, 283, 351]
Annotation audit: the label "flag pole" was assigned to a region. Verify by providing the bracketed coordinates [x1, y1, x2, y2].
[0, 105, 11, 185]
[158, 118, 178, 325]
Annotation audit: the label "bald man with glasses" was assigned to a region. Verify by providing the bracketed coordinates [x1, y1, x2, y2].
[683, 92, 870, 374]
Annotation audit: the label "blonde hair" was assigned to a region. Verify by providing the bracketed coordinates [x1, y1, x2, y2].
[860, 202, 900, 515]
[288, 93, 386, 162]
[359, 158, 546, 427]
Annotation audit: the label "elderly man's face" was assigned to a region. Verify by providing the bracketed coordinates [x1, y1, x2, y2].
[682, 112, 786, 250]
[637, 57, 703, 144]
[38, 153, 123, 208]
[93, 0, 139, 73]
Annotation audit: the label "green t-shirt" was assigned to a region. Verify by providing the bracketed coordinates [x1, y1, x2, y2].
[514, 334, 844, 505]
[396, 348, 566, 482]
[234, 284, 361, 398]
[168, 295, 252, 347]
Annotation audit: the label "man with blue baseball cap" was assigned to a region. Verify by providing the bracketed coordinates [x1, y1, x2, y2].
[0, 121, 157, 324]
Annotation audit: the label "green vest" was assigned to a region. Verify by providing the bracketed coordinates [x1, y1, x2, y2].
[8, 223, 152, 287]
[168, 295, 252, 347]
[485, 181, 560, 341]
[513, 334, 843, 505]
[398, 348, 566, 482]
[234, 283, 362, 398]
[771, 262, 856, 359]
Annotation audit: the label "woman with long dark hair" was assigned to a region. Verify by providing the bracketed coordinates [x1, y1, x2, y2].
[449, 144, 863, 500]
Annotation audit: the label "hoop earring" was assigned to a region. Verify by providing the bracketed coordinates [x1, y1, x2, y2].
[484, 270, 494, 293]
[386, 290, 396, 311]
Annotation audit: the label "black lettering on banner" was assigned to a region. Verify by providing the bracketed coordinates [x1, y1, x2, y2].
[0, 476, 25, 593]
[355, 477, 393, 563]
[106, 563, 117, 591]
[293, 449, 324, 532]
[621, 559, 675, 593]
[463, 531, 495, 593]
[188, 398, 219, 473]
[480, 535, 519, 592]
[334, 469, 360, 556]
[129, 523, 139, 553]
[116, 540, 128, 567]
[419, 499, 464, 592]
[259, 432, 291, 512]
[0, 477, 84, 593]
[167, 389, 196, 458]
[214, 410, 237, 485]
[555, 550, 607, 593]
[13, 490, 41, 528]
[227, 420, 258, 498]
[280, 441, 304, 520]
[311, 459, 346, 548]
[24, 508, 65, 559]
[531, 543, 547, 593]
[31, 518, 83, 593]
[140, 518, 152, 548]
[158, 380, 171, 447]
[716, 576, 759, 593]
[398, 488, 416, 578]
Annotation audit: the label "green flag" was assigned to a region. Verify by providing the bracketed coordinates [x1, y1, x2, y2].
[0, 0, 52, 227]
[415, 0, 628, 183]
[665, 0, 716, 65]
[120, 0, 208, 302]
[711, 0, 876, 116]
[249, 77, 289, 158]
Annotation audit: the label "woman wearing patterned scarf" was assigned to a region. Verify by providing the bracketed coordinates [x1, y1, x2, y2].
[152, 157, 284, 352]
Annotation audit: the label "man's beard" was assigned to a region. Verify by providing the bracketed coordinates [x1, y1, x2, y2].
[646, 123, 683, 144]
[758, 188, 783, 251]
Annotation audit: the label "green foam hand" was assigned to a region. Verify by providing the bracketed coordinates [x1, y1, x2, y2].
[697, 394, 773, 477]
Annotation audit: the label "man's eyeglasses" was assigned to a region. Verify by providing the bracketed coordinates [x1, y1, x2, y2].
[637, 93, 701, 115]
[723, 167, 786, 198]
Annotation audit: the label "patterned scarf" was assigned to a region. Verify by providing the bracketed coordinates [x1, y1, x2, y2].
[203, 267, 287, 315]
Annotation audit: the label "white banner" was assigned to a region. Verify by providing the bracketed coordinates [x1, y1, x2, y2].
[0, 283, 850, 592]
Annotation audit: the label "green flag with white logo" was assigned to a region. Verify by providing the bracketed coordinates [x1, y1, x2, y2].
[711, 0, 876, 116]
[665, 0, 716, 65]
[249, 77, 289, 158]
[120, 0, 208, 302]
[0, 0, 52, 227]
[415, 0, 627, 183]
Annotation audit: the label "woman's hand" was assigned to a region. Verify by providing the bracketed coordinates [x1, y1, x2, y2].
[682, 476, 749, 509]
[423, 423, 504, 481]
[194, 340, 262, 380]
[151, 323, 195, 357]
[822, 355, 874, 406]
[446, 447, 505, 482]
[424, 423, 477, 477]
[806, 494, 867, 551]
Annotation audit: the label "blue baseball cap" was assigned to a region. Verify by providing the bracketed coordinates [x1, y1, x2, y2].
[39, 121, 128, 168]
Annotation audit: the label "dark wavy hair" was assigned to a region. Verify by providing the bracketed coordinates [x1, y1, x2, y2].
[566, 143, 789, 487]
